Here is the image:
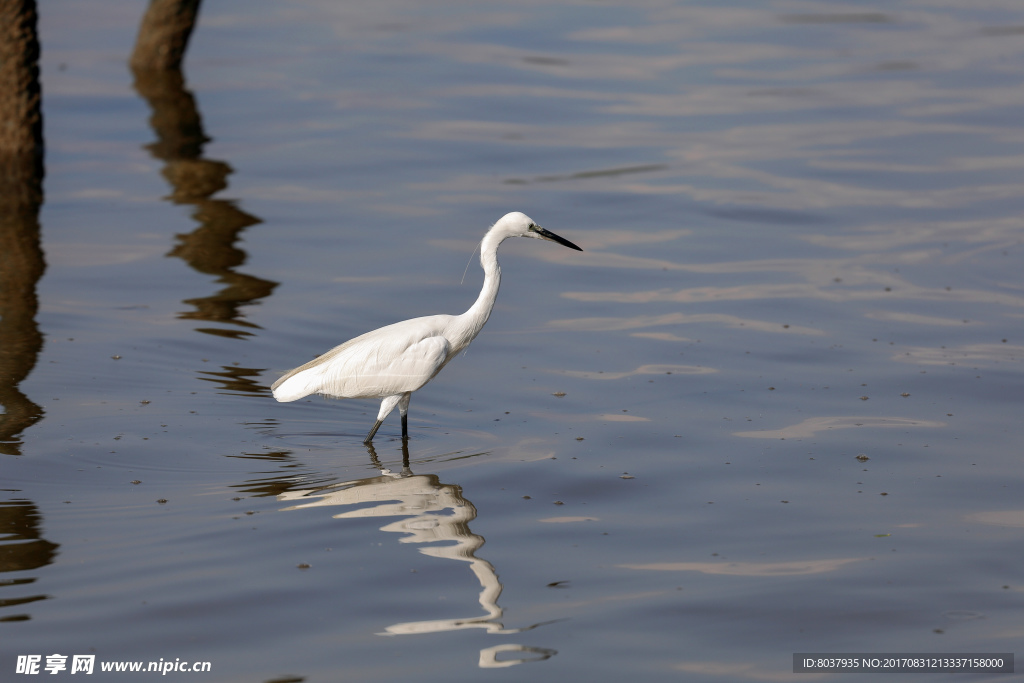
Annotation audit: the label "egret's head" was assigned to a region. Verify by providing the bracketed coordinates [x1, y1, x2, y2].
[496, 211, 583, 251]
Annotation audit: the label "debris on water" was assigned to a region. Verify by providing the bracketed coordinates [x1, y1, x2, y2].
[552, 392, 566, 397]
[620, 473, 634, 479]
[856, 454, 870, 461]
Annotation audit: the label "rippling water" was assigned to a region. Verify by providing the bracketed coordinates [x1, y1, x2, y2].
[4, 1, 1024, 681]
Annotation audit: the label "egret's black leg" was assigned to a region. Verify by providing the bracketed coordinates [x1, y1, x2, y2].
[400, 438, 411, 471]
[401, 413, 408, 440]
[364, 419, 383, 444]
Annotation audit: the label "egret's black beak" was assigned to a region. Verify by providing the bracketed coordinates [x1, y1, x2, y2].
[532, 225, 583, 251]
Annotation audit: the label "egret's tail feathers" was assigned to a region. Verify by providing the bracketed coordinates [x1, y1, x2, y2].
[271, 368, 319, 402]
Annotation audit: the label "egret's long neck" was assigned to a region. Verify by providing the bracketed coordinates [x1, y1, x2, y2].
[454, 230, 504, 346]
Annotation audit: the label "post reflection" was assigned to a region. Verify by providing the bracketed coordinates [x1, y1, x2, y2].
[0, 167, 45, 455]
[196, 364, 271, 397]
[277, 442, 556, 665]
[0, 500, 59, 622]
[0, 0, 45, 455]
[131, 54, 277, 340]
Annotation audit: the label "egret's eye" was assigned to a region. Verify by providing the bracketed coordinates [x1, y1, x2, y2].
[528, 223, 538, 231]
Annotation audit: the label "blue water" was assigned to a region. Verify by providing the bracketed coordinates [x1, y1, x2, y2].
[4, 1, 1024, 681]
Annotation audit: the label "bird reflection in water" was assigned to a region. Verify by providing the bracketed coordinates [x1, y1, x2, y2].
[277, 441, 557, 668]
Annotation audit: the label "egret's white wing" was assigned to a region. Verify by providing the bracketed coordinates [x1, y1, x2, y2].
[272, 316, 454, 401]
[327, 333, 450, 398]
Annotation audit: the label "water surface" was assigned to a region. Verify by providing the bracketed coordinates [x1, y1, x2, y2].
[4, 1, 1024, 681]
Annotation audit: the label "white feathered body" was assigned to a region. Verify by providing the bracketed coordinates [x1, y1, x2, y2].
[271, 313, 479, 403]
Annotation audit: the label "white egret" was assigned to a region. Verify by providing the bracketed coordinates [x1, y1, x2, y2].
[272, 212, 582, 442]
